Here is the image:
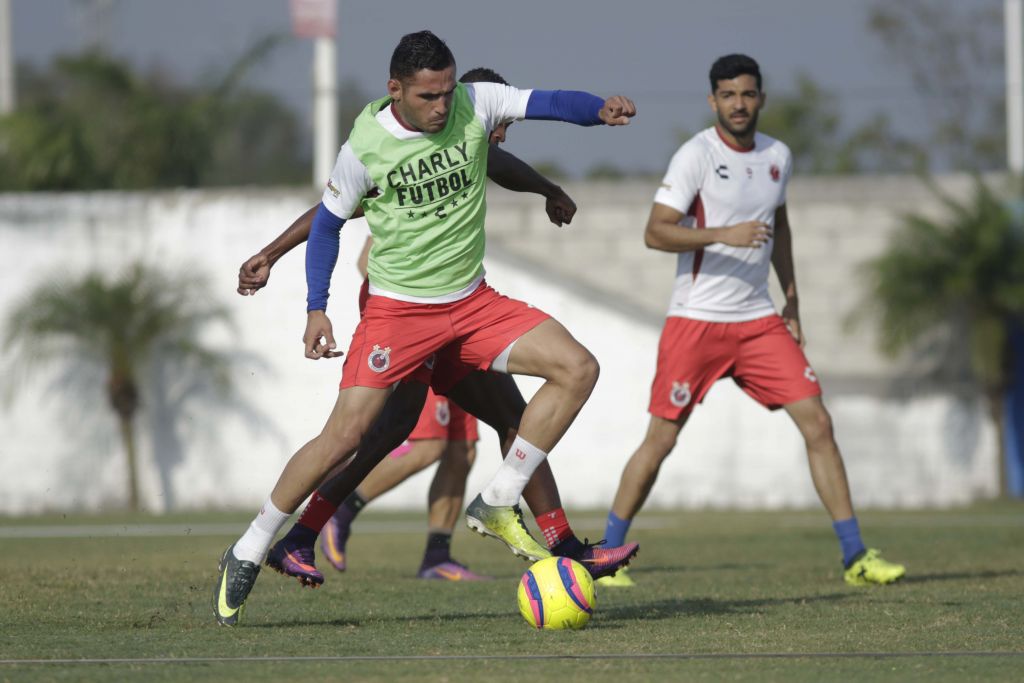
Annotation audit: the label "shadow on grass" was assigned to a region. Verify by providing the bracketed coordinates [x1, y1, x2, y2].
[248, 591, 854, 629]
[627, 562, 772, 575]
[899, 568, 1022, 584]
[598, 592, 855, 622]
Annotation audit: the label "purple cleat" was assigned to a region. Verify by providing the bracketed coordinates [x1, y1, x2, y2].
[320, 514, 350, 572]
[265, 537, 324, 588]
[417, 560, 491, 581]
[565, 540, 640, 580]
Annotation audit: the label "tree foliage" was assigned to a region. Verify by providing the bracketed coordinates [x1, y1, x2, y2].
[856, 179, 1024, 482]
[869, 0, 1006, 171]
[0, 41, 314, 190]
[3, 264, 236, 510]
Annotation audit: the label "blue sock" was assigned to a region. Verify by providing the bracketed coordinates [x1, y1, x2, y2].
[604, 511, 632, 548]
[833, 517, 866, 567]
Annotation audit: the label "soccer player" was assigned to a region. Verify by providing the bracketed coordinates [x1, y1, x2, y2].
[214, 32, 636, 625]
[598, 54, 905, 588]
[238, 68, 635, 588]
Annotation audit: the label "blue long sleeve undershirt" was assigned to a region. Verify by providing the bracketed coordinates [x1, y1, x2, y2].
[306, 202, 346, 312]
[525, 90, 605, 126]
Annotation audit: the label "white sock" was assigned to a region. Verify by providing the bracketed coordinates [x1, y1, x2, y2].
[481, 436, 548, 507]
[232, 497, 291, 564]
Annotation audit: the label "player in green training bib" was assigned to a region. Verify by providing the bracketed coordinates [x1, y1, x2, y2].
[214, 30, 636, 626]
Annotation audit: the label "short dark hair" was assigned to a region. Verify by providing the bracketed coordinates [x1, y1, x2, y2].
[389, 30, 455, 81]
[709, 54, 762, 92]
[459, 67, 508, 86]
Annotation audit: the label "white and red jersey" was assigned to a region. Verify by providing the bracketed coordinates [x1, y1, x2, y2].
[653, 126, 792, 322]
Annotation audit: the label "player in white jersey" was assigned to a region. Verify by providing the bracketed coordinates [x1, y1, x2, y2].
[599, 54, 905, 588]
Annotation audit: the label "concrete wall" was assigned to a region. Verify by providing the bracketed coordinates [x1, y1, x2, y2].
[0, 177, 998, 514]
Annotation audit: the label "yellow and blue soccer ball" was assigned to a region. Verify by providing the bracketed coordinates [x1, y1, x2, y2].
[517, 556, 595, 630]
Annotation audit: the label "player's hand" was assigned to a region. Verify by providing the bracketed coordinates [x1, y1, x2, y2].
[237, 253, 271, 295]
[781, 300, 805, 347]
[545, 187, 577, 227]
[720, 221, 772, 248]
[304, 310, 342, 359]
[599, 95, 636, 126]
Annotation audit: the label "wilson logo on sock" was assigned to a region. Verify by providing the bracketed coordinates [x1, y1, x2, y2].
[515, 448, 527, 460]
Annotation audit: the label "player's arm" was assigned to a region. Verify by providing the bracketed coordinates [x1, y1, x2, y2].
[237, 203, 367, 295]
[486, 146, 577, 226]
[304, 143, 372, 360]
[770, 204, 804, 346]
[643, 203, 772, 253]
[524, 90, 636, 126]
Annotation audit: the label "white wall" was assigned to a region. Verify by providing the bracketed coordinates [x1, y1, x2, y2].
[0, 186, 998, 514]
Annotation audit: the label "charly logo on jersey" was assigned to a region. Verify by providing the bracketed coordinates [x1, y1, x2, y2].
[715, 165, 730, 179]
[669, 381, 692, 408]
[804, 366, 818, 383]
[367, 344, 392, 373]
[387, 142, 477, 220]
[770, 164, 781, 182]
[435, 400, 451, 427]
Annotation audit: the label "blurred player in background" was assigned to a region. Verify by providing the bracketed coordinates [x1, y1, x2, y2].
[599, 54, 905, 589]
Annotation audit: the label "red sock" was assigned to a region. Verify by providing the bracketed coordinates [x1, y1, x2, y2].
[296, 491, 338, 532]
[535, 507, 574, 549]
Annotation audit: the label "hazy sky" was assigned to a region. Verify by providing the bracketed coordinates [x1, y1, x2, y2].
[10, 0, 1005, 177]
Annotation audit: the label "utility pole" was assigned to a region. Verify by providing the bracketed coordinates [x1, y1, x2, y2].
[0, 0, 14, 114]
[290, 0, 338, 188]
[1006, 0, 1024, 174]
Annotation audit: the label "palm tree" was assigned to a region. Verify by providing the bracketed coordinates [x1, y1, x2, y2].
[3, 263, 235, 510]
[856, 177, 1024, 493]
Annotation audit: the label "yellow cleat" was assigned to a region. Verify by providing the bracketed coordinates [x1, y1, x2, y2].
[843, 548, 906, 586]
[465, 494, 551, 562]
[596, 566, 635, 588]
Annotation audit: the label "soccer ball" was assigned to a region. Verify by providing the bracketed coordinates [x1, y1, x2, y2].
[517, 556, 595, 630]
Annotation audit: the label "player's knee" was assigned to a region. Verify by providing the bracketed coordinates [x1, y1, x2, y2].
[802, 408, 834, 446]
[561, 347, 599, 395]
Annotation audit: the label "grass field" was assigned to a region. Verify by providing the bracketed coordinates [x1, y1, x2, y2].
[1, 503, 1022, 682]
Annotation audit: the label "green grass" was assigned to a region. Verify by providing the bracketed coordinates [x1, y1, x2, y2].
[1, 503, 1022, 682]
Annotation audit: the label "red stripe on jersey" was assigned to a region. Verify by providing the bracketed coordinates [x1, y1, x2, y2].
[715, 125, 755, 152]
[687, 193, 706, 281]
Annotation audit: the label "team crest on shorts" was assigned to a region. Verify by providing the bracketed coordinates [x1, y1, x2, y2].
[669, 381, 692, 408]
[804, 366, 818, 383]
[435, 400, 451, 427]
[367, 344, 391, 373]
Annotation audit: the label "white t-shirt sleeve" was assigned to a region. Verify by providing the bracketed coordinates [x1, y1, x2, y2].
[320, 142, 374, 219]
[653, 141, 706, 214]
[465, 82, 532, 133]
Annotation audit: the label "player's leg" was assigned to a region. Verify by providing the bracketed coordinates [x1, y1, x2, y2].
[214, 385, 389, 624]
[737, 315, 904, 585]
[463, 316, 601, 559]
[785, 396, 905, 585]
[418, 439, 493, 580]
[446, 369, 638, 577]
[610, 413, 690, 520]
[784, 395, 853, 521]
[599, 317, 730, 587]
[268, 381, 428, 583]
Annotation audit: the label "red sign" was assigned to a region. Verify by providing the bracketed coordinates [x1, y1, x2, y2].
[290, 0, 337, 38]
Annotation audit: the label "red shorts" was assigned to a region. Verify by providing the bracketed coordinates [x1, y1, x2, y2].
[648, 315, 821, 420]
[351, 280, 522, 394]
[340, 281, 550, 389]
[407, 389, 479, 441]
